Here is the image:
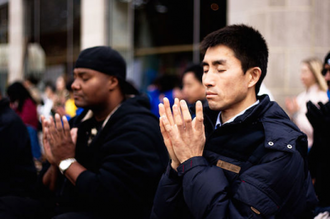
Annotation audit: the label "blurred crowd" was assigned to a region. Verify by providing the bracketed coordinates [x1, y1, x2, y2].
[3, 75, 83, 167]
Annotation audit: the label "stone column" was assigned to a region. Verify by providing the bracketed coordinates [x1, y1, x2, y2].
[81, 0, 107, 49]
[108, 0, 136, 84]
[8, 0, 24, 83]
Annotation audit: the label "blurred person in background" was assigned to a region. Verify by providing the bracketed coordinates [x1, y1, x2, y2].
[285, 57, 328, 150]
[147, 74, 183, 117]
[23, 75, 42, 105]
[54, 79, 83, 120]
[6, 82, 42, 161]
[182, 64, 207, 106]
[306, 52, 330, 216]
[37, 81, 56, 120]
[0, 89, 37, 198]
[181, 64, 207, 118]
[52, 75, 69, 115]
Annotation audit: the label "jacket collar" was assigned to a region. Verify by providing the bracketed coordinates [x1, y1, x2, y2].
[204, 95, 307, 153]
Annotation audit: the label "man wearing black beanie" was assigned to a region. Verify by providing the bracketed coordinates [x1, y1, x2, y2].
[306, 51, 330, 216]
[0, 46, 169, 219]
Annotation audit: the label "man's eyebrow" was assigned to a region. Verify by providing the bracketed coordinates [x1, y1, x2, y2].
[201, 62, 208, 67]
[212, 60, 226, 65]
[201, 60, 227, 66]
[74, 71, 87, 76]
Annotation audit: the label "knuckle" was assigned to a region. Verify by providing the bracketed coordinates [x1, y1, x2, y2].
[184, 118, 192, 124]
[197, 117, 204, 122]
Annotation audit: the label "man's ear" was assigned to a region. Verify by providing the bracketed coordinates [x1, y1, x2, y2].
[108, 76, 119, 91]
[247, 67, 261, 88]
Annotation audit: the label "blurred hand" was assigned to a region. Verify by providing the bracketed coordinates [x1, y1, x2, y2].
[41, 115, 56, 165]
[306, 101, 330, 135]
[54, 106, 66, 117]
[285, 97, 299, 116]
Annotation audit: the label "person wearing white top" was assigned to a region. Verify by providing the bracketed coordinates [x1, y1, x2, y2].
[285, 57, 328, 149]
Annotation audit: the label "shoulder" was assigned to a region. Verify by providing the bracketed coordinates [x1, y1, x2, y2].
[254, 96, 308, 154]
[0, 106, 25, 127]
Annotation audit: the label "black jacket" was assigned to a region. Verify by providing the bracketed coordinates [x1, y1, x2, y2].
[0, 98, 37, 197]
[41, 95, 169, 218]
[152, 95, 317, 219]
[307, 100, 330, 207]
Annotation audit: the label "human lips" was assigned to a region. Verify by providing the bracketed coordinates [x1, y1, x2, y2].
[73, 93, 82, 100]
[206, 91, 217, 98]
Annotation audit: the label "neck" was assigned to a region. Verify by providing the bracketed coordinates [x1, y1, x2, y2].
[93, 90, 124, 121]
[221, 92, 257, 124]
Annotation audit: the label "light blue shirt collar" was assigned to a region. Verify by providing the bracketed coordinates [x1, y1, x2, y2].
[215, 100, 260, 128]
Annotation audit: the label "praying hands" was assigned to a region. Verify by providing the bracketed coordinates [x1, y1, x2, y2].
[158, 97, 206, 170]
[41, 114, 76, 166]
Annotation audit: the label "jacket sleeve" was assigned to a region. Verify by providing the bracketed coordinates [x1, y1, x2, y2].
[178, 152, 308, 219]
[73, 117, 169, 215]
[151, 163, 192, 219]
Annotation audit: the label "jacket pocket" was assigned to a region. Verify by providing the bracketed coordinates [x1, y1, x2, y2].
[233, 180, 279, 217]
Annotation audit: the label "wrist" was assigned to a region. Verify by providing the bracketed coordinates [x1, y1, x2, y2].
[58, 158, 77, 174]
[171, 160, 180, 171]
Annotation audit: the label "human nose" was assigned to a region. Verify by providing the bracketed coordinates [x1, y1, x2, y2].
[71, 79, 80, 90]
[202, 72, 215, 87]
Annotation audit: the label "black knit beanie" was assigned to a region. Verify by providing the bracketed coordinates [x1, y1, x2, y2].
[75, 46, 138, 94]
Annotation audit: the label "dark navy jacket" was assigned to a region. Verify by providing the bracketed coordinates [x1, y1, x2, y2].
[0, 98, 37, 197]
[151, 95, 317, 219]
[39, 95, 169, 218]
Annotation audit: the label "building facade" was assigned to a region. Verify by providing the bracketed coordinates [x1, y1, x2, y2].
[1, 0, 330, 107]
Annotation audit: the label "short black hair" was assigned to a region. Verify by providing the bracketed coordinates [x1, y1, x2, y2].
[183, 64, 203, 83]
[6, 81, 36, 112]
[25, 75, 39, 85]
[200, 24, 269, 94]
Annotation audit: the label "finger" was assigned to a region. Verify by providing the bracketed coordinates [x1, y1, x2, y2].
[173, 98, 183, 123]
[42, 123, 49, 143]
[174, 98, 180, 107]
[179, 100, 193, 134]
[159, 117, 173, 148]
[159, 103, 166, 118]
[41, 115, 47, 136]
[161, 114, 180, 142]
[42, 129, 53, 160]
[160, 118, 177, 160]
[48, 116, 56, 135]
[55, 114, 63, 132]
[194, 100, 204, 130]
[43, 126, 50, 147]
[41, 115, 49, 133]
[163, 97, 174, 125]
[318, 102, 330, 115]
[159, 118, 171, 146]
[173, 104, 184, 133]
[307, 101, 322, 118]
[62, 116, 71, 139]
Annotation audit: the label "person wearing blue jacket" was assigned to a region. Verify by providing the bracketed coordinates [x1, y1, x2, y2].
[151, 24, 317, 219]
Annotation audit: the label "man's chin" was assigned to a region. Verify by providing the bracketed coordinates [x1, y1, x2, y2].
[74, 101, 85, 108]
[208, 102, 222, 111]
